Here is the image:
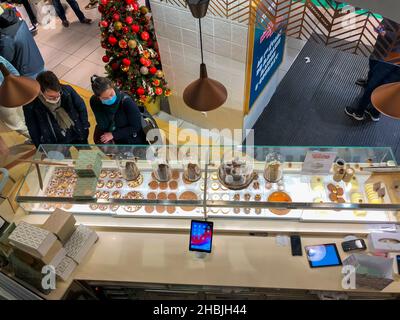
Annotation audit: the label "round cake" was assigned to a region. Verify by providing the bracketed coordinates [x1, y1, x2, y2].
[179, 191, 198, 211]
[267, 191, 292, 215]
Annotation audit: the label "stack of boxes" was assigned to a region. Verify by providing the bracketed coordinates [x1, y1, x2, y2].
[7, 209, 98, 282]
[0, 216, 15, 265]
[0, 217, 6, 235]
[73, 150, 103, 200]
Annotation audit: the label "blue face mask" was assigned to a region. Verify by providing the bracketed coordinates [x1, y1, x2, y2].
[101, 94, 117, 106]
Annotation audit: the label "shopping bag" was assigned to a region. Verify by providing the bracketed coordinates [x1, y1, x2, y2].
[343, 254, 394, 290]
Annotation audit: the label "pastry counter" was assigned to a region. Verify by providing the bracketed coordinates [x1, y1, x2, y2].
[15, 144, 400, 233]
[29, 230, 400, 299]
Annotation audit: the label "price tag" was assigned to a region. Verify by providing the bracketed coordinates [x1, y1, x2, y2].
[367, 224, 397, 232]
[301, 151, 337, 175]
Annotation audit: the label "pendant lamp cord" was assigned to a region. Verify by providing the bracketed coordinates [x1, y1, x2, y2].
[198, 18, 204, 64]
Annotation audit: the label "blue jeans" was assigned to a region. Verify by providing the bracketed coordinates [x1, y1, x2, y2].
[354, 59, 400, 117]
[26, 69, 46, 80]
[52, 0, 85, 22]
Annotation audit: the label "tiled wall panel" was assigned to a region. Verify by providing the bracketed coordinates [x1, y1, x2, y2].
[150, 0, 248, 133]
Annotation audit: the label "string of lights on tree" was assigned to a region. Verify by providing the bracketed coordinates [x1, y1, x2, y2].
[98, 0, 171, 105]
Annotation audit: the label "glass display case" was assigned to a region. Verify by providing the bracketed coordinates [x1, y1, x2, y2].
[16, 144, 400, 224]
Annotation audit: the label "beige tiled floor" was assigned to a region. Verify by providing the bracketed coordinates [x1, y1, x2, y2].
[33, 0, 105, 89]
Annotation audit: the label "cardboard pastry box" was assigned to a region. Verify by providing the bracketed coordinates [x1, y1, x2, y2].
[42, 209, 76, 244]
[8, 222, 57, 259]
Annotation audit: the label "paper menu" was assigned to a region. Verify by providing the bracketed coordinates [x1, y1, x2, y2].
[302, 151, 337, 175]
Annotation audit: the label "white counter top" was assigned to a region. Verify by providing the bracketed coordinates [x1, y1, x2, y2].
[44, 229, 400, 299]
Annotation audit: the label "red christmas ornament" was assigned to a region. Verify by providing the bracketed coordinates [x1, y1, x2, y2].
[100, 20, 109, 28]
[108, 36, 117, 46]
[144, 59, 151, 67]
[152, 79, 160, 86]
[101, 43, 108, 49]
[125, 0, 133, 4]
[125, 16, 133, 25]
[131, 24, 140, 33]
[133, 3, 139, 11]
[140, 95, 147, 103]
[119, 40, 128, 48]
[122, 26, 129, 34]
[141, 31, 150, 41]
[98, 5, 104, 13]
[137, 87, 145, 95]
[100, 0, 108, 5]
[139, 57, 147, 65]
[149, 67, 157, 74]
[111, 62, 119, 70]
[113, 13, 120, 21]
[155, 87, 163, 96]
[122, 58, 131, 66]
[102, 55, 110, 63]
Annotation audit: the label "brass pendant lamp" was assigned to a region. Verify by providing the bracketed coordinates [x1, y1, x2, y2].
[183, 0, 227, 112]
[371, 82, 400, 119]
[0, 63, 40, 108]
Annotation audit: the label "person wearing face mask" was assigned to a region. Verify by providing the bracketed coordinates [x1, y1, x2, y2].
[90, 75, 147, 145]
[23, 71, 90, 148]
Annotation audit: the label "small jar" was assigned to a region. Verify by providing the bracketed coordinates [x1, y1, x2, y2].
[124, 160, 141, 181]
[264, 152, 282, 183]
[153, 159, 171, 182]
[333, 159, 346, 172]
[184, 161, 201, 182]
[333, 168, 345, 182]
[342, 168, 355, 183]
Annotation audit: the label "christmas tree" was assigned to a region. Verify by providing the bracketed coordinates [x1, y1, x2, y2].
[98, 0, 171, 105]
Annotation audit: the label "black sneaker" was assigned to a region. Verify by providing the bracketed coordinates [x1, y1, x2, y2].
[365, 110, 380, 122]
[85, 1, 97, 9]
[62, 20, 70, 28]
[355, 78, 367, 87]
[345, 106, 365, 121]
[81, 18, 93, 24]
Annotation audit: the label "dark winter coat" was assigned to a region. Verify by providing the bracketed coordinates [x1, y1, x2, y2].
[90, 92, 147, 145]
[0, 8, 44, 77]
[23, 85, 90, 147]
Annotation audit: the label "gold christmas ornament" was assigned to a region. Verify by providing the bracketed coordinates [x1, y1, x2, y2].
[114, 21, 123, 31]
[143, 50, 150, 59]
[121, 65, 130, 72]
[156, 70, 164, 78]
[128, 39, 137, 49]
[140, 6, 149, 15]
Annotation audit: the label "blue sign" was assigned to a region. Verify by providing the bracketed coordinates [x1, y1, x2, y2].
[248, 24, 285, 109]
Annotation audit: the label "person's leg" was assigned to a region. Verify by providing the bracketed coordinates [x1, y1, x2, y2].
[51, 0, 68, 22]
[66, 0, 87, 22]
[346, 60, 392, 121]
[356, 58, 380, 87]
[21, 0, 38, 25]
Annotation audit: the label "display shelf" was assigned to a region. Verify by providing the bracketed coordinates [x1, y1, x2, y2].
[15, 144, 400, 226]
[28, 162, 206, 219]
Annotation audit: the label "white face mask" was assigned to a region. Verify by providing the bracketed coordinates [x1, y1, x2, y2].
[42, 93, 61, 104]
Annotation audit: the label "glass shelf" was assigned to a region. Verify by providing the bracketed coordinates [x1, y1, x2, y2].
[16, 144, 400, 224]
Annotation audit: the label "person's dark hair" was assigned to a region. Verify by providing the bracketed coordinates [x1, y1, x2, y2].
[91, 75, 113, 97]
[36, 71, 61, 93]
